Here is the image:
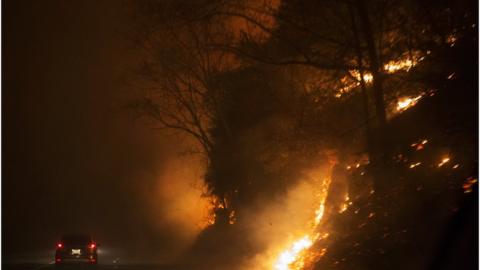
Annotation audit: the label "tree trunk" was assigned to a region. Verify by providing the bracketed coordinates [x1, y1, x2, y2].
[355, 0, 387, 127]
[348, 5, 373, 157]
[355, 0, 391, 194]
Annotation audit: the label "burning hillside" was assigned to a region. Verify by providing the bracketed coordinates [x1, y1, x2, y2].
[128, 1, 477, 270]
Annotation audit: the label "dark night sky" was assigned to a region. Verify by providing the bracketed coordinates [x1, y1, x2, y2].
[3, 0, 182, 261]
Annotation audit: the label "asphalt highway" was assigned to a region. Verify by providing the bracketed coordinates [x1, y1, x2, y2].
[3, 263, 179, 270]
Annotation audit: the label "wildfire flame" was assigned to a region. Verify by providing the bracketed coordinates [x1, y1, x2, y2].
[396, 95, 423, 111]
[384, 59, 416, 73]
[384, 51, 424, 73]
[203, 195, 230, 226]
[391, 89, 436, 117]
[350, 70, 373, 83]
[336, 53, 424, 98]
[273, 174, 332, 270]
[274, 236, 314, 270]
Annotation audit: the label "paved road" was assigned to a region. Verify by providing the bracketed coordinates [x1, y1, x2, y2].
[3, 264, 179, 270]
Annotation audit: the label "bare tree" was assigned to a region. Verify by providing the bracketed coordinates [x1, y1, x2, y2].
[130, 7, 238, 159]
[128, 4, 243, 215]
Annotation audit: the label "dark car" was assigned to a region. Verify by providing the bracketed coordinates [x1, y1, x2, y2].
[55, 234, 99, 265]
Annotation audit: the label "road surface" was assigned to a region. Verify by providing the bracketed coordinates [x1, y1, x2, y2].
[3, 264, 180, 270]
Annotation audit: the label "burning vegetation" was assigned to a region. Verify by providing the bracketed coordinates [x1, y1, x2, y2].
[129, 0, 477, 269]
[396, 95, 423, 112]
[272, 170, 331, 270]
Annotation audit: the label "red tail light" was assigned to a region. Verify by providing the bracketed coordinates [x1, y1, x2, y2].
[89, 243, 96, 249]
[57, 243, 63, 249]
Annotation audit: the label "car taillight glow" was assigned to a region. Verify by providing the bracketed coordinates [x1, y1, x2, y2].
[89, 243, 96, 249]
[57, 243, 63, 249]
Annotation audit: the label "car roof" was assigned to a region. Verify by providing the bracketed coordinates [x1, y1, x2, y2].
[61, 234, 92, 243]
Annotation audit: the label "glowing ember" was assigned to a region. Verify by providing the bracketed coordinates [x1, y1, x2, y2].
[319, 232, 329, 240]
[339, 203, 348, 213]
[446, 34, 457, 47]
[438, 157, 451, 167]
[463, 177, 478, 193]
[396, 95, 423, 112]
[411, 139, 428, 150]
[229, 210, 237, 225]
[452, 164, 460, 169]
[339, 194, 350, 214]
[409, 162, 422, 169]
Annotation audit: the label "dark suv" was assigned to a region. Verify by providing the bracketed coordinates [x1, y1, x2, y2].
[55, 234, 98, 265]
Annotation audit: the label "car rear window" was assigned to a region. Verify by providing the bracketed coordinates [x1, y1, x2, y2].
[62, 234, 91, 245]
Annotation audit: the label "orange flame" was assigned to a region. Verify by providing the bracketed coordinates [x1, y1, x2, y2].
[336, 52, 424, 98]
[396, 95, 423, 112]
[272, 173, 332, 270]
[437, 157, 451, 167]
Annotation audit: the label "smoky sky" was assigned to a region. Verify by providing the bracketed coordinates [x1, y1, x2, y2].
[3, 0, 186, 260]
